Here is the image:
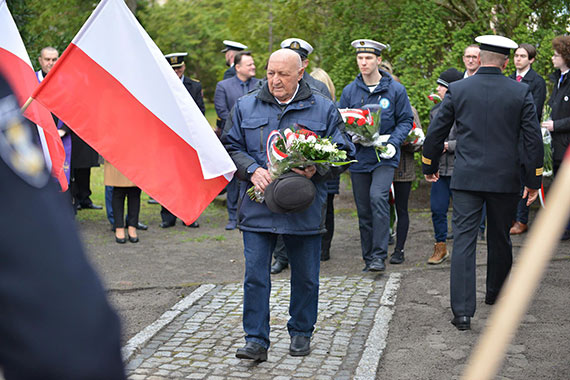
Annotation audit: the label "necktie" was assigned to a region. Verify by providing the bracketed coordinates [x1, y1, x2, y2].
[559, 73, 565, 89]
[241, 82, 247, 95]
[516, 75, 522, 82]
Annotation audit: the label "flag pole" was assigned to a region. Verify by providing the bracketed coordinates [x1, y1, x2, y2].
[462, 155, 570, 380]
[21, 96, 34, 113]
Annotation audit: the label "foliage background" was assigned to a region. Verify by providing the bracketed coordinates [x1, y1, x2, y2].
[7, 0, 570, 130]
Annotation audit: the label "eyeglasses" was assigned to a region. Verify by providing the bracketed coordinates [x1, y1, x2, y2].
[464, 55, 478, 60]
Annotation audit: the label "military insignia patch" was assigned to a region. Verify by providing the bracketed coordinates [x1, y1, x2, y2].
[0, 94, 48, 188]
[379, 98, 390, 109]
[290, 41, 301, 50]
[360, 41, 365, 46]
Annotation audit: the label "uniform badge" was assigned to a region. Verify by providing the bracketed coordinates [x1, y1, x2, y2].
[0, 94, 48, 188]
[564, 96, 568, 102]
[379, 98, 390, 109]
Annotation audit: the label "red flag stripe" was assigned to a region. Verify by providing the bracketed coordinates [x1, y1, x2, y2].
[0, 47, 68, 190]
[34, 44, 227, 223]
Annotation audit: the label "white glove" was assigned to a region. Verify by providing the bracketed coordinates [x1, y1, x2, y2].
[379, 143, 396, 159]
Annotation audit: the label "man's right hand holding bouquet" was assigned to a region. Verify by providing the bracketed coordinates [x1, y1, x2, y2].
[339, 104, 396, 161]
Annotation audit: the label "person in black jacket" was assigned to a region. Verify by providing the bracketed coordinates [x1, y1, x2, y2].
[422, 35, 543, 331]
[0, 71, 125, 380]
[509, 43, 547, 235]
[542, 35, 570, 240]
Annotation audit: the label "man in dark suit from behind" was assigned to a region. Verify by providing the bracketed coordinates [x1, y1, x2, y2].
[422, 35, 543, 331]
[509, 43, 547, 235]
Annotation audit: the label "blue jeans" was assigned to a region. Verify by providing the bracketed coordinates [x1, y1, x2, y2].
[351, 166, 395, 264]
[242, 231, 321, 349]
[105, 186, 114, 225]
[430, 176, 452, 242]
[226, 177, 240, 222]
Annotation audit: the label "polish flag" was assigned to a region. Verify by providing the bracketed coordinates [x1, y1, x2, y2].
[32, 0, 236, 224]
[0, 0, 68, 191]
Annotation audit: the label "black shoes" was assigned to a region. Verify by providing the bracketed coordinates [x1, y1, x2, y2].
[369, 259, 386, 272]
[225, 220, 237, 230]
[362, 265, 370, 272]
[136, 222, 148, 230]
[389, 249, 404, 264]
[289, 335, 311, 356]
[235, 342, 267, 362]
[78, 203, 103, 210]
[321, 250, 330, 262]
[185, 221, 200, 228]
[159, 221, 175, 228]
[451, 316, 471, 331]
[271, 260, 288, 274]
[128, 234, 139, 243]
[115, 236, 126, 244]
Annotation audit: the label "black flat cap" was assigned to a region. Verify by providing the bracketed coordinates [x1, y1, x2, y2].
[264, 172, 316, 214]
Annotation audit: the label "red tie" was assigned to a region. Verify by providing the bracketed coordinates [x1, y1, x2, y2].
[516, 75, 522, 82]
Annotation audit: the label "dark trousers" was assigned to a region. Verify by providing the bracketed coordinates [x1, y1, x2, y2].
[226, 177, 240, 222]
[351, 166, 395, 264]
[321, 194, 335, 256]
[72, 167, 93, 207]
[242, 232, 321, 349]
[112, 187, 141, 229]
[450, 190, 518, 317]
[393, 181, 411, 252]
[431, 175, 452, 242]
[160, 206, 177, 225]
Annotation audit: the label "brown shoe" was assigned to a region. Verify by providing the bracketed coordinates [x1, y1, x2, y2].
[509, 221, 528, 235]
[428, 242, 449, 265]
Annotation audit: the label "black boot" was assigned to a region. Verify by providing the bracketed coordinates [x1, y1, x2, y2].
[389, 249, 404, 264]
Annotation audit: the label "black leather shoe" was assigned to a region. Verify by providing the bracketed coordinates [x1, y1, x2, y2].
[389, 249, 404, 264]
[128, 235, 139, 243]
[115, 236, 126, 244]
[388, 234, 395, 245]
[235, 342, 267, 362]
[159, 222, 175, 228]
[289, 335, 310, 356]
[136, 222, 148, 230]
[369, 259, 386, 272]
[320, 250, 330, 261]
[225, 220, 237, 230]
[270, 260, 288, 274]
[186, 221, 200, 228]
[79, 203, 103, 210]
[362, 265, 370, 272]
[451, 316, 471, 331]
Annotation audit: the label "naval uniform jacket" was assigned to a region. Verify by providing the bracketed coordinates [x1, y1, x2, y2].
[548, 69, 570, 165]
[509, 68, 546, 122]
[223, 79, 355, 235]
[422, 66, 543, 193]
[339, 69, 413, 172]
[182, 76, 206, 115]
[223, 65, 236, 80]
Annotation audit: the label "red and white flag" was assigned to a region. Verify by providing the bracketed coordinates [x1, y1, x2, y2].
[32, 0, 236, 224]
[0, 0, 68, 191]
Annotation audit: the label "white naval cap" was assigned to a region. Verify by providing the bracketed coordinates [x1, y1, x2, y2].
[351, 39, 386, 56]
[280, 38, 314, 59]
[475, 35, 518, 55]
[221, 40, 248, 53]
[164, 52, 188, 67]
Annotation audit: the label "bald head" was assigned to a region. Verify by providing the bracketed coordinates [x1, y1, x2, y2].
[267, 49, 304, 102]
